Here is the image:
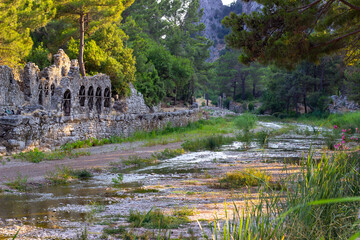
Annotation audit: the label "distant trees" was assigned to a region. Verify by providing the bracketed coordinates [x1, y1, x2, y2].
[222, 0, 360, 68]
[55, 0, 134, 77]
[122, 0, 212, 105]
[0, 0, 55, 66]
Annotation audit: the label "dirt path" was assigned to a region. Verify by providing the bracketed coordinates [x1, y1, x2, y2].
[0, 141, 183, 186]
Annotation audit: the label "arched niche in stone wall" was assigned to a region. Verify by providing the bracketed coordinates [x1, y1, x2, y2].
[88, 86, 94, 111]
[63, 89, 71, 116]
[95, 87, 102, 114]
[79, 86, 86, 107]
[38, 83, 43, 105]
[51, 84, 55, 96]
[104, 87, 111, 108]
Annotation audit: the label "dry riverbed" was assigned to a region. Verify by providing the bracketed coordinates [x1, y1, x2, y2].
[0, 121, 326, 239]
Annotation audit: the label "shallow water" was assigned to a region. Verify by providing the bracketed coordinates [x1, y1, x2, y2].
[0, 122, 330, 238]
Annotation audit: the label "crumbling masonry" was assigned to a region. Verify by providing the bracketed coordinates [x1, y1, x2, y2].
[0, 50, 199, 154]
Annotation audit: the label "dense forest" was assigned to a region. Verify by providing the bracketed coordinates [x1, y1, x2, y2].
[1, 0, 360, 114]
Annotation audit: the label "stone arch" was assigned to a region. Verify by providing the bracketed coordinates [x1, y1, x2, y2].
[63, 89, 71, 116]
[51, 84, 55, 96]
[38, 84, 43, 105]
[44, 83, 49, 97]
[104, 87, 111, 108]
[79, 85, 86, 107]
[88, 86, 94, 111]
[95, 87, 102, 114]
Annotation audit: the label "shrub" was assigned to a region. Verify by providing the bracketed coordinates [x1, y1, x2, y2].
[182, 135, 235, 151]
[219, 168, 272, 188]
[255, 130, 270, 147]
[6, 174, 29, 191]
[234, 113, 257, 132]
[153, 148, 185, 160]
[128, 208, 189, 229]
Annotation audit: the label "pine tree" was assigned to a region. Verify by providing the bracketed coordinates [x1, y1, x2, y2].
[222, 0, 360, 68]
[0, 0, 54, 66]
[55, 0, 134, 76]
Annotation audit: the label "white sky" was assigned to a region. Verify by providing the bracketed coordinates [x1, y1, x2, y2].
[221, 0, 236, 6]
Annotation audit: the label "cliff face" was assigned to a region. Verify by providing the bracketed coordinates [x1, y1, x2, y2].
[199, 0, 226, 62]
[241, 1, 261, 14]
[199, 0, 243, 62]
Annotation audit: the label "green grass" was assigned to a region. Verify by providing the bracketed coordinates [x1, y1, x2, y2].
[128, 208, 190, 229]
[218, 168, 272, 189]
[6, 174, 29, 191]
[201, 150, 360, 240]
[259, 111, 360, 130]
[153, 148, 185, 160]
[234, 113, 257, 131]
[182, 135, 236, 152]
[61, 117, 239, 151]
[13, 148, 90, 163]
[122, 156, 158, 168]
[45, 166, 92, 185]
[129, 187, 159, 193]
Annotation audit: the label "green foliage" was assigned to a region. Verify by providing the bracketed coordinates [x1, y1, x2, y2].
[182, 135, 236, 152]
[128, 208, 189, 229]
[222, 0, 360, 67]
[122, 0, 212, 105]
[129, 188, 159, 194]
[0, 0, 55, 66]
[255, 130, 270, 147]
[13, 148, 90, 163]
[329, 112, 360, 131]
[219, 168, 272, 189]
[45, 166, 77, 185]
[153, 148, 185, 160]
[122, 156, 158, 168]
[71, 169, 93, 180]
[234, 113, 257, 132]
[6, 174, 29, 191]
[26, 43, 51, 69]
[202, 151, 360, 239]
[112, 173, 124, 186]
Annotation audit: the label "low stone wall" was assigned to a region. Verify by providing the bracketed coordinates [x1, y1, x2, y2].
[0, 109, 200, 154]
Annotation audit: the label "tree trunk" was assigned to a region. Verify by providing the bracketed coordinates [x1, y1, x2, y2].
[174, 87, 177, 105]
[303, 92, 307, 114]
[79, 13, 86, 77]
[241, 74, 246, 100]
[252, 80, 256, 98]
[320, 63, 324, 92]
[232, 79, 236, 99]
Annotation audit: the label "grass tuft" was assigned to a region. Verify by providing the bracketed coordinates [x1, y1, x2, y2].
[218, 168, 272, 188]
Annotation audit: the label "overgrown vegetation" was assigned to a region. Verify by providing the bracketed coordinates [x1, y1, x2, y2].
[45, 166, 92, 185]
[153, 148, 185, 160]
[218, 169, 272, 189]
[201, 150, 360, 239]
[6, 174, 29, 192]
[13, 148, 90, 163]
[182, 135, 236, 152]
[128, 208, 190, 229]
[62, 117, 237, 152]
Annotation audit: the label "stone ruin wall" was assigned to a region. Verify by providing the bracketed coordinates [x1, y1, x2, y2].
[0, 50, 200, 154]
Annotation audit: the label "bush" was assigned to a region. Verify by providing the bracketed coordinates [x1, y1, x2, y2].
[248, 102, 255, 111]
[128, 208, 189, 229]
[234, 113, 257, 132]
[182, 135, 235, 151]
[219, 168, 272, 188]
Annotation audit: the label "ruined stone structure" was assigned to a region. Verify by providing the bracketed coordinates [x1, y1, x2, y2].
[0, 50, 200, 154]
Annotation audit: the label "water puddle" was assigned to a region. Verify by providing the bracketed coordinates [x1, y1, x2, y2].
[0, 121, 330, 238]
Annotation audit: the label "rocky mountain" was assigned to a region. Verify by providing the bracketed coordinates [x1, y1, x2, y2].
[241, 1, 261, 14]
[198, 0, 243, 62]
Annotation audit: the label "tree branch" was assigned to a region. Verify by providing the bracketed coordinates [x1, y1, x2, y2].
[312, 28, 360, 48]
[338, 0, 360, 10]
